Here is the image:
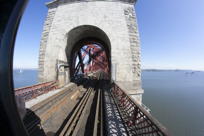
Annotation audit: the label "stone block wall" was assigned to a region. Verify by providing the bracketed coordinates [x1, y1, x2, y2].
[38, 0, 143, 102]
[39, 4, 58, 82]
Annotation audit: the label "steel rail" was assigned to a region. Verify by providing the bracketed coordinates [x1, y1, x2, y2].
[58, 72, 104, 136]
[93, 88, 101, 136]
[66, 88, 93, 136]
[100, 87, 104, 136]
[71, 87, 97, 136]
[59, 87, 93, 136]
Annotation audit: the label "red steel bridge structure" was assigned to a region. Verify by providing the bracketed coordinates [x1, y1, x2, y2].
[71, 43, 109, 77]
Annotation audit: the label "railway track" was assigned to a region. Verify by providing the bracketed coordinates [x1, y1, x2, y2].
[58, 73, 104, 136]
[22, 71, 168, 136]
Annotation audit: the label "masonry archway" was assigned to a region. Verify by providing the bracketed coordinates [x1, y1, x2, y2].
[38, 0, 143, 103]
[65, 25, 111, 80]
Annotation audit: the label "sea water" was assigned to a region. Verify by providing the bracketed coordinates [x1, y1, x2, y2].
[13, 69, 38, 88]
[142, 70, 204, 136]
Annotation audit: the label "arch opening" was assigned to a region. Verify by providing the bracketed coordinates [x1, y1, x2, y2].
[65, 25, 111, 80]
[71, 40, 110, 78]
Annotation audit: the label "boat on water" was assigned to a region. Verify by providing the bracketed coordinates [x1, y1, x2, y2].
[19, 69, 23, 73]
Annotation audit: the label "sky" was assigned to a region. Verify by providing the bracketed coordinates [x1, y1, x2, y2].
[14, 0, 204, 70]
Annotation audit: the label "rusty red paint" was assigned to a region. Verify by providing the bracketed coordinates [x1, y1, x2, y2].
[73, 43, 109, 76]
[111, 83, 170, 136]
[15, 81, 58, 101]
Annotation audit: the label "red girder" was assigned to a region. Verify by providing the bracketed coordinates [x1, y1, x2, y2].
[15, 81, 58, 101]
[72, 43, 109, 75]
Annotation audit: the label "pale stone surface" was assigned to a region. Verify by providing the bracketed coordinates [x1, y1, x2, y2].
[38, 0, 143, 102]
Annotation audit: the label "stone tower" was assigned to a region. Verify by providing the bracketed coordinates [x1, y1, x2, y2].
[38, 0, 143, 103]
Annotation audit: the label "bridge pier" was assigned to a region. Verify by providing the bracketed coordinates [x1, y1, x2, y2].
[39, 0, 143, 103]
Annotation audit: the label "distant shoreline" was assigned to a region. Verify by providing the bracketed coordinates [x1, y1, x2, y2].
[13, 68, 38, 70]
[13, 68, 203, 72]
[142, 69, 203, 72]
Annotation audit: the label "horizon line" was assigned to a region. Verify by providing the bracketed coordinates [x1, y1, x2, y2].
[13, 67, 204, 71]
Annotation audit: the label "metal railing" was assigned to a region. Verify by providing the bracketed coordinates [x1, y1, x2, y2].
[15, 81, 58, 101]
[111, 83, 170, 136]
